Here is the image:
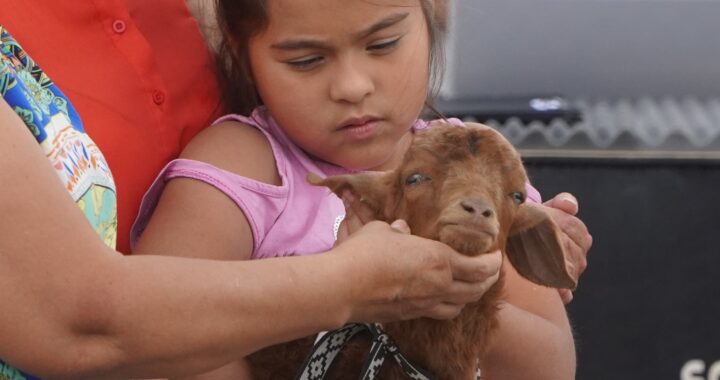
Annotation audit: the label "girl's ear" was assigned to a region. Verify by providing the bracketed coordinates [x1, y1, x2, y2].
[307, 172, 391, 223]
[505, 205, 578, 290]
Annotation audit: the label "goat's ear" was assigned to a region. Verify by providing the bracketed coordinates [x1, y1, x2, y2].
[307, 172, 390, 223]
[505, 205, 578, 290]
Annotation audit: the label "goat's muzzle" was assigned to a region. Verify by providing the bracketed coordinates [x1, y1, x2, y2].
[436, 199, 500, 256]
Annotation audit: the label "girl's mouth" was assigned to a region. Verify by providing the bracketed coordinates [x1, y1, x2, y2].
[338, 117, 381, 140]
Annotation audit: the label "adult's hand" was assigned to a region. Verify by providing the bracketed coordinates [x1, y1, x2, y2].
[540, 192, 592, 303]
[334, 219, 502, 323]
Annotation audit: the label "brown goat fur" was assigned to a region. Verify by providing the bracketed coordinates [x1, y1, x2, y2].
[247, 123, 578, 379]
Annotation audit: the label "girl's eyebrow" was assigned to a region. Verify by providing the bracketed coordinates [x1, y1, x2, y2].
[353, 12, 409, 41]
[271, 12, 410, 51]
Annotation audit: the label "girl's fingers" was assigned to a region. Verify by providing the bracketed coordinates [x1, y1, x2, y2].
[544, 192, 579, 215]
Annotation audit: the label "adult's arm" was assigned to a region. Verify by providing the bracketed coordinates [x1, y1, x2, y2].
[0, 100, 497, 379]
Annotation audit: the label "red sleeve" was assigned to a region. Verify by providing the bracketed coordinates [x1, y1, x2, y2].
[3, 0, 223, 253]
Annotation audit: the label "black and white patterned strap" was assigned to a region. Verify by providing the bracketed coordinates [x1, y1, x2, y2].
[359, 323, 438, 380]
[294, 323, 368, 380]
[294, 323, 439, 380]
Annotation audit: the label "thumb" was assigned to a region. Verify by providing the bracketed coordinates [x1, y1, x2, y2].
[389, 219, 411, 234]
[544, 192, 579, 215]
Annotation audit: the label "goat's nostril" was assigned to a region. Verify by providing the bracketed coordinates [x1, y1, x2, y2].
[461, 201, 475, 213]
[460, 199, 494, 218]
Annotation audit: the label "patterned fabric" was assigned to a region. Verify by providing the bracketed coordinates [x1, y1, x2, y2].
[296, 324, 369, 379]
[0, 26, 117, 379]
[295, 323, 443, 380]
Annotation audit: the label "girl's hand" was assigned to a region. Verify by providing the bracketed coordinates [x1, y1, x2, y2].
[334, 220, 502, 323]
[541, 192, 593, 303]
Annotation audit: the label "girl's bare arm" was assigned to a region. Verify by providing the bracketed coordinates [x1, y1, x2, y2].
[482, 200, 591, 380]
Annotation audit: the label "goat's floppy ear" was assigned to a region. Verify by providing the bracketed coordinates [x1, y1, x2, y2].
[505, 205, 578, 290]
[307, 172, 390, 223]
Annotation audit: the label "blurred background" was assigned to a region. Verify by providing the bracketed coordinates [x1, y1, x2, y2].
[437, 1, 720, 379]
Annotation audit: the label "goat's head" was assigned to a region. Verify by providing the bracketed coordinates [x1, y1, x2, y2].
[310, 123, 577, 290]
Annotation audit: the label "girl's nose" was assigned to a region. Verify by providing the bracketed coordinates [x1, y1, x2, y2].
[329, 60, 374, 104]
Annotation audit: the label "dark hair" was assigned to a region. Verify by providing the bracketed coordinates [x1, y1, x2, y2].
[215, 0, 447, 114]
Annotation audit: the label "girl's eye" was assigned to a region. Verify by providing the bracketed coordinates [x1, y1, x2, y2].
[367, 37, 401, 53]
[510, 192, 525, 205]
[286, 56, 324, 70]
[405, 173, 429, 187]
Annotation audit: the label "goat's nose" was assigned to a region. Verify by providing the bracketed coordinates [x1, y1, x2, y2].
[460, 198, 494, 218]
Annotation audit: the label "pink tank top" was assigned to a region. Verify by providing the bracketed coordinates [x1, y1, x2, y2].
[130, 107, 541, 259]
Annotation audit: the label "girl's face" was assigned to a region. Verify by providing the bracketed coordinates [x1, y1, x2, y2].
[249, 0, 430, 171]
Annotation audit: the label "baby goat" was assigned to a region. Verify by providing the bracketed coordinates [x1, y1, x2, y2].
[248, 123, 579, 379]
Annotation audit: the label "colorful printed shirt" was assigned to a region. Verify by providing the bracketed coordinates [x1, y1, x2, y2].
[1, 26, 117, 379]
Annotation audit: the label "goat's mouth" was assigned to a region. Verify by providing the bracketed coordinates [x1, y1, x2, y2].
[438, 223, 498, 256]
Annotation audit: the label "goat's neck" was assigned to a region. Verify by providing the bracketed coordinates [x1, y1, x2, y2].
[382, 276, 503, 379]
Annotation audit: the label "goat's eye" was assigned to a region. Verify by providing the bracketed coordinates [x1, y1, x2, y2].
[510, 192, 525, 204]
[405, 173, 428, 187]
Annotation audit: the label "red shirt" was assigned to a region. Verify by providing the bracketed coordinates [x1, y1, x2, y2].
[3, 0, 223, 253]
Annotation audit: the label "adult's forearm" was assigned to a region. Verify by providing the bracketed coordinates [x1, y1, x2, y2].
[115, 253, 353, 369]
[3, 252, 353, 379]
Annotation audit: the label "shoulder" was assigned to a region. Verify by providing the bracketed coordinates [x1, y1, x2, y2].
[180, 120, 282, 186]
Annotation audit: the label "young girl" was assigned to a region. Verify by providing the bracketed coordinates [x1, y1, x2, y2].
[132, 0, 590, 378]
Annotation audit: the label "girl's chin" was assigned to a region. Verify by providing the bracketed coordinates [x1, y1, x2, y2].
[313, 138, 409, 171]
[354, 151, 404, 171]
[332, 155, 392, 172]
